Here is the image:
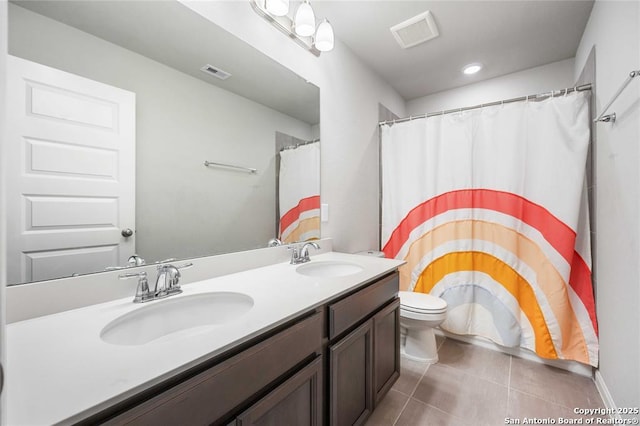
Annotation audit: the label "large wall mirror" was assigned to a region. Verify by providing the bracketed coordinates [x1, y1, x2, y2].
[6, 0, 320, 285]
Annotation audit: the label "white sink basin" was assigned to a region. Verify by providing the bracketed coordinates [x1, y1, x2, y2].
[101, 292, 254, 346]
[296, 261, 364, 278]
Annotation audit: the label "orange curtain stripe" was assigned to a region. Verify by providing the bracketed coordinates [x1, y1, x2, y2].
[383, 189, 595, 334]
[414, 251, 559, 361]
[402, 219, 589, 362]
[282, 216, 320, 244]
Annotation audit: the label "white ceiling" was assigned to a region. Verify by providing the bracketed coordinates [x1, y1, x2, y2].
[13, 0, 594, 115]
[312, 0, 594, 100]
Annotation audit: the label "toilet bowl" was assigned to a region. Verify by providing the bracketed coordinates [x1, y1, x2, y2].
[399, 291, 447, 363]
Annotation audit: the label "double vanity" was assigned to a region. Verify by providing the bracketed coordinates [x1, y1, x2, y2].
[6, 248, 404, 425]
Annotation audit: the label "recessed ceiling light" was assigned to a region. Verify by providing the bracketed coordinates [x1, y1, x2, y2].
[462, 63, 483, 75]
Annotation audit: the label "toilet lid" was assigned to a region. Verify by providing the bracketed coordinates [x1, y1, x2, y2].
[399, 291, 447, 312]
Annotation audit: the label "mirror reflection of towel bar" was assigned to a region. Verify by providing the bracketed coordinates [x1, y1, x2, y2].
[204, 161, 257, 174]
[594, 69, 639, 124]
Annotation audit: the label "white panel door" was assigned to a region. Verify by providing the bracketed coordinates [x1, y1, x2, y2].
[6, 55, 136, 284]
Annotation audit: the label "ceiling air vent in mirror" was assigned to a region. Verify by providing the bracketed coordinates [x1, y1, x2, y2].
[200, 64, 231, 80]
[390, 10, 439, 49]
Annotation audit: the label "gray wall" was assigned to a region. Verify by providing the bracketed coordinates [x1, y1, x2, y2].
[406, 58, 575, 115]
[8, 4, 314, 263]
[183, 2, 408, 255]
[1, 0, 8, 420]
[574, 0, 640, 412]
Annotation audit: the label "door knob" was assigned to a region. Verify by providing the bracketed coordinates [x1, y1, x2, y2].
[121, 228, 134, 238]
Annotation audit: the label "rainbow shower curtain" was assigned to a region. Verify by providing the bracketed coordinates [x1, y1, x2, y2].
[381, 92, 598, 366]
[279, 141, 320, 244]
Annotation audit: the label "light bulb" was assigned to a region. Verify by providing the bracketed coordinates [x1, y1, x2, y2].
[315, 19, 334, 52]
[265, 0, 288, 17]
[294, 1, 316, 37]
[462, 63, 483, 75]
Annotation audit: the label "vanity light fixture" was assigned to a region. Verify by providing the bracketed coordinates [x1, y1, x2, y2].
[294, 0, 316, 37]
[249, 0, 334, 56]
[462, 63, 483, 75]
[265, 0, 289, 16]
[315, 19, 335, 52]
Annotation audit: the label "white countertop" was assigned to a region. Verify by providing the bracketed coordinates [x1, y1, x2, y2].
[6, 252, 404, 426]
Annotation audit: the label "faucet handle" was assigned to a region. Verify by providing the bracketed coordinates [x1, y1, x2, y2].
[287, 245, 299, 264]
[119, 271, 151, 303]
[118, 271, 148, 280]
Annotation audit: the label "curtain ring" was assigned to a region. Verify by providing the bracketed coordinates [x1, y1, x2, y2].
[564, 88, 568, 96]
[526, 95, 529, 102]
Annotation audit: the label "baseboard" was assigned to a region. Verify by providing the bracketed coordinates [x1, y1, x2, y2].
[594, 370, 621, 420]
[435, 329, 593, 377]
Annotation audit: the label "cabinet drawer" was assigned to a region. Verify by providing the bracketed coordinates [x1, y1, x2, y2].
[235, 355, 323, 426]
[105, 312, 323, 426]
[328, 273, 398, 340]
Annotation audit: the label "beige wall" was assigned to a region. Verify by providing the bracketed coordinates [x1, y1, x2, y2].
[574, 0, 640, 412]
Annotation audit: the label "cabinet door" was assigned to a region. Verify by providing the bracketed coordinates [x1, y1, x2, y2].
[329, 320, 373, 426]
[236, 356, 323, 426]
[373, 298, 400, 405]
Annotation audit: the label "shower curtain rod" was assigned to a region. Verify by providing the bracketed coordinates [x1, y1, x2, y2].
[378, 83, 592, 126]
[280, 138, 319, 151]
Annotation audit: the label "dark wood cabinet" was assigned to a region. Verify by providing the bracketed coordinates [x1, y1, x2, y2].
[236, 356, 323, 426]
[100, 312, 323, 426]
[373, 298, 400, 404]
[327, 272, 400, 425]
[329, 320, 374, 426]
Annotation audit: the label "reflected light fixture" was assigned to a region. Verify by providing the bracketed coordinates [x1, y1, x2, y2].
[294, 0, 316, 37]
[250, 0, 334, 56]
[266, 0, 289, 17]
[463, 63, 483, 75]
[315, 19, 334, 52]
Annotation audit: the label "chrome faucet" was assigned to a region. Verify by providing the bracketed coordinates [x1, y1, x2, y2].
[289, 242, 320, 264]
[119, 262, 193, 303]
[267, 238, 283, 247]
[127, 254, 146, 266]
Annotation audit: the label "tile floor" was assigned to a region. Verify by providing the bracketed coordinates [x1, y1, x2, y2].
[366, 336, 605, 426]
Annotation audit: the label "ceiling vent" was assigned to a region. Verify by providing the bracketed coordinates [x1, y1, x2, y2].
[390, 10, 439, 49]
[200, 64, 231, 80]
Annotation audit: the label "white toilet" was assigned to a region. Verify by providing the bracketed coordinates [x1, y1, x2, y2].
[399, 291, 448, 363]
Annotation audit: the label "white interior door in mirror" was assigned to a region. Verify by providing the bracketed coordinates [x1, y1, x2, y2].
[6, 55, 135, 284]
